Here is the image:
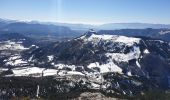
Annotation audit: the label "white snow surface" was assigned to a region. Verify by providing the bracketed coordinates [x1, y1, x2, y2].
[47, 55, 54, 62]
[0, 68, 8, 72]
[136, 61, 141, 68]
[80, 34, 141, 46]
[144, 49, 150, 54]
[127, 71, 132, 76]
[11, 67, 59, 77]
[54, 63, 77, 71]
[105, 46, 141, 62]
[5, 55, 28, 66]
[43, 69, 58, 76]
[87, 61, 122, 73]
[66, 71, 84, 76]
[10, 67, 85, 77]
[0, 40, 28, 50]
[12, 67, 44, 76]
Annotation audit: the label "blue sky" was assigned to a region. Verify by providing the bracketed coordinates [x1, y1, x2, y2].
[0, 0, 170, 25]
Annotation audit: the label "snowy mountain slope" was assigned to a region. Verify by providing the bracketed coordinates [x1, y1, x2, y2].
[0, 40, 28, 51]
[0, 30, 170, 97]
[0, 33, 38, 68]
[2, 30, 169, 76]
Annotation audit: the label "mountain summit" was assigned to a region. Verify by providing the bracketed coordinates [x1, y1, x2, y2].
[84, 29, 97, 37]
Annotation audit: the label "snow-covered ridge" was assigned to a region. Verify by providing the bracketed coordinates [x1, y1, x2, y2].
[87, 61, 122, 73]
[105, 46, 141, 63]
[78, 32, 142, 70]
[79, 33, 141, 46]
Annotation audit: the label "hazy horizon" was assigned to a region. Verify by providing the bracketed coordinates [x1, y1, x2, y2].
[0, 0, 170, 25]
[2, 17, 170, 26]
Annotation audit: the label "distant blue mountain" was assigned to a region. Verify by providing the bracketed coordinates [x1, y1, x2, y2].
[98, 28, 170, 42]
[0, 18, 170, 41]
[0, 19, 80, 38]
[97, 23, 170, 30]
[1, 18, 170, 30]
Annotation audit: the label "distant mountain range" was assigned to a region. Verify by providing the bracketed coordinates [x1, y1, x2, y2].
[98, 23, 170, 30]
[0, 22, 78, 38]
[0, 18, 170, 42]
[1, 18, 170, 30]
[98, 28, 170, 42]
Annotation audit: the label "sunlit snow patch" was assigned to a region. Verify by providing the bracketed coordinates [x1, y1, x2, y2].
[144, 49, 150, 54]
[87, 61, 122, 73]
[105, 46, 141, 62]
[5, 55, 28, 66]
[0, 40, 28, 51]
[80, 34, 141, 46]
